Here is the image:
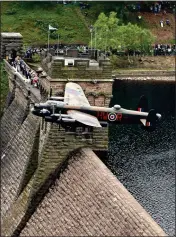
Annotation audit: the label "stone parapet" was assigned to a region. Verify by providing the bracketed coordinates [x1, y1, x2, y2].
[0, 97, 28, 151]
[1, 32, 23, 59]
[42, 56, 112, 80]
[1, 113, 40, 217]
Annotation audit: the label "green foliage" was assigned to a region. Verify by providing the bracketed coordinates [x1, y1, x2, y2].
[1, 1, 90, 45]
[32, 54, 41, 63]
[91, 11, 155, 54]
[109, 55, 138, 69]
[1, 62, 9, 113]
[1, 1, 172, 46]
[5, 8, 17, 15]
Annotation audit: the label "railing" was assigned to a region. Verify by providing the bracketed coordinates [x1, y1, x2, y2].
[3, 60, 41, 103]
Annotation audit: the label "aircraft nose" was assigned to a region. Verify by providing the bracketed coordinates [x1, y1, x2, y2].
[34, 103, 40, 109]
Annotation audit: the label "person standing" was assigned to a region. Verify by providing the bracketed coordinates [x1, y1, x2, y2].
[160, 20, 164, 27]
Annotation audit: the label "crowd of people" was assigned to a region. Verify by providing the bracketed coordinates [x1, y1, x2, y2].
[153, 44, 175, 56]
[127, 1, 175, 14]
[24, 47, 47, 59]
[24, 44, 90, 58]
[8, 56, 39, 88]
[159, 19, 170, 27]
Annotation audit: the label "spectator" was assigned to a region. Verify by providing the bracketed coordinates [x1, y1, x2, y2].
[154, 5, 158, 14]
[158, 4, 162, 12]
[163, 9, 167, 15]
[166, 19, 170, 26]
[32, 75, 39, 88]
[160, 20, 164, 27]
[137, 15, 142, 21]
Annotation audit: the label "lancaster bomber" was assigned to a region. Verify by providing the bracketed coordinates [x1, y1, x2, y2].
[31, 82, 161, 132]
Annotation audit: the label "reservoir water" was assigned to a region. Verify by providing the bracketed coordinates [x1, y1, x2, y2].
[107, 80, 175, 236]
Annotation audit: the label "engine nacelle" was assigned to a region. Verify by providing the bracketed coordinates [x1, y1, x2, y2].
[31, 108, 51, 117]
[49, 96, 64, 101]
[51, 114, 70, 118]
[44, 116, 75, 124]
[62, 118, 75, 122]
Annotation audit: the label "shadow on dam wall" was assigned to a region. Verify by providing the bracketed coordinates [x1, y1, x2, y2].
[106, 80, 175, 236]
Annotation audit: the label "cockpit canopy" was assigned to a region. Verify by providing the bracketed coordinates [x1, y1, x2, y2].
[113, 104, 121, 110]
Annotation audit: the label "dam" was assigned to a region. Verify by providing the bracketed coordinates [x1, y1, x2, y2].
[1, 33, 175, 236]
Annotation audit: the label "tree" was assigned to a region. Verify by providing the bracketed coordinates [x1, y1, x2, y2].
[116, 23, 155, 54]
[90, 11, 155, 55]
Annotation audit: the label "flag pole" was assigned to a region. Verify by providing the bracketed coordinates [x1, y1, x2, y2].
[48, 28, 50, 55]
[94, 27, 96, 58]
[57, 34, 59, 56]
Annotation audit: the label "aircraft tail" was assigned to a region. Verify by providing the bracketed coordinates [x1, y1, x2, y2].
[140, 109, 157, 131]
[137, 95, 148, 112]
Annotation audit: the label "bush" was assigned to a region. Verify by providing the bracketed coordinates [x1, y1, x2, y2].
[109, 55, 138, 69]
[5, 8, 17, 15]
[32, 54, 41, 63]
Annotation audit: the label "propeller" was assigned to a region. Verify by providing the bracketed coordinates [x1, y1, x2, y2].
[49, 87, 52, 99]
[30, 102, 35, 111]
[52, 104, 55, 115]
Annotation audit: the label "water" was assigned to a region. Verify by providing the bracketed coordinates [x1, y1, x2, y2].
[107, 80, 175, 236]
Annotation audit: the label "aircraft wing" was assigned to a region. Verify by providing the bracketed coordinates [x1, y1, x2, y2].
[67, 110, 102, 127]
[64, 82, 90, 106]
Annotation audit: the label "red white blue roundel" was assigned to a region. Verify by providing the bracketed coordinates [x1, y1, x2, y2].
[108, 113, 116, 121]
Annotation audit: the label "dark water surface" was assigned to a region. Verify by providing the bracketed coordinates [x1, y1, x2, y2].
[107, 80, 175, 236]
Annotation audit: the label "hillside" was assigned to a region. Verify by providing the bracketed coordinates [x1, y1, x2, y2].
[140, 12, 175, 43]
[1, 2, 175, 46]
[1, 2, 92, 45]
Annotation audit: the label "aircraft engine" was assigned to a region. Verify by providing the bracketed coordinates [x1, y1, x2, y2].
[62, 118, 75, 122]
[49, 96, 64, 101]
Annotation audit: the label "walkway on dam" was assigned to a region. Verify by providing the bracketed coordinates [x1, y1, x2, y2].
[7, 60, 41, 101]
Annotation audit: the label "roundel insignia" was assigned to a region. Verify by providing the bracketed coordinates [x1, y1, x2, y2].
[108, 113, 116, 121]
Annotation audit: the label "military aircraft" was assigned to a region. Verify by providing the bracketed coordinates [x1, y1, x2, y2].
[31, 82, 161, 131]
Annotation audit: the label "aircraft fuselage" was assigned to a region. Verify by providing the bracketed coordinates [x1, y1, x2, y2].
[32, 101, 161, 125]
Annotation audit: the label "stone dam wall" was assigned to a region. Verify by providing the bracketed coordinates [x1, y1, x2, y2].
[1, 59, 168, 236]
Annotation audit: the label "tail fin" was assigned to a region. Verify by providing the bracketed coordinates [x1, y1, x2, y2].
[137, 95, 148, 112]
[146, 109, 157, 127]
[141, 109, 157, 131]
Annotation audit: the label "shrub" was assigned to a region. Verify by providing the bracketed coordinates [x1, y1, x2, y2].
[5, 8, 17, 15]
[32, 54, 41, 63]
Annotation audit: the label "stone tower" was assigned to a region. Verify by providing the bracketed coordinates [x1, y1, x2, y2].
[1, 32, 23, 60]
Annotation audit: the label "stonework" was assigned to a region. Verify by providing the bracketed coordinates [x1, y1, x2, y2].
[20, 148, 166, 237]
[1, 32, 23, 59]
[39, 55, 113, 107]
[1, 113, 40, 217]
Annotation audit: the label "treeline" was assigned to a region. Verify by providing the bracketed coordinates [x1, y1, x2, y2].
[90, 12, 155, 55]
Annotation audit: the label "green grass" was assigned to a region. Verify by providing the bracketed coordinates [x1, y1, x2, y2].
[1, 2, 91, 45]
[0, 62, 9, 113]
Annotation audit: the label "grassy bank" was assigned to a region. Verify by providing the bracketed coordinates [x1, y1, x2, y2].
[1, 2, 91, 45]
